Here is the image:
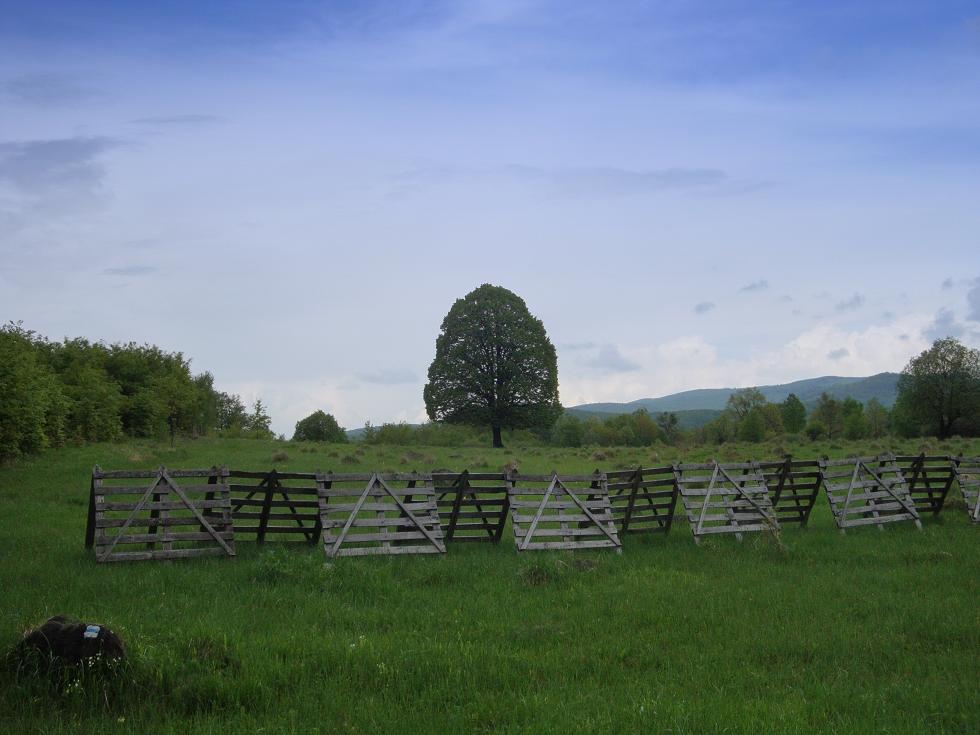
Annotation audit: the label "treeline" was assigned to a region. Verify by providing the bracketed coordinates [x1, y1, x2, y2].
[0, 322, 272, 461]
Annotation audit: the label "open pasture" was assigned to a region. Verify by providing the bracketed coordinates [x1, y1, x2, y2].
[1, 437, 978, 733]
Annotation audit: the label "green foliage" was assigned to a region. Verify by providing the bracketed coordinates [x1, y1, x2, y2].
[550, 413, 585, 447]
[0, 324, 68, 460]
[726, 387, 766, 419]
[895, 337, 980, 438]
[864, 398, 889, 439]
[737, 408, 766, 442]
[0, 322, 266, 459]
[656, 411, 680, 444]
[809, 393, 843, 439]
[780, 393, 806, 433]
[424, 284, 561, 447]
[292, 410, 347, 443]
[841, 397, 868, 440]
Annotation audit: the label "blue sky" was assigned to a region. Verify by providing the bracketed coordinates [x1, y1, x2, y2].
[2, 1, 979, 433]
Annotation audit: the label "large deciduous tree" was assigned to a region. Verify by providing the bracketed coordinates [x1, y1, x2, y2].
[895, 337, 980, 438]
[424, 284, 561, 448]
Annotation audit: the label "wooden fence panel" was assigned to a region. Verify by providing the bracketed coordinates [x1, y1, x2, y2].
[951, 456, 980, 523]
[317, 472, 445, 558]
[86, 466, 235, 563]
[432, 470, 510, 543]
[758, 458, 822, 527]
[819, 457, 922, 533]
[675, 462, 779, 543]
[892, 454, 956, 516]
[508, 473, 621, 553]
[228, 469, 320, 543]
[603, 466, 678, 535]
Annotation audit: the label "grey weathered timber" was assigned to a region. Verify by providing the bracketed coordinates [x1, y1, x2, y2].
[893, 454, 956, 515]
[818, 456, 922, 533]
[758, 457, 822, 527]
[88, 466, 235, 563]
[432, 470, 510, 543]
[508, 472, 621, 553]
[317, 473, 446, 558]
[951, 456, 980, 523]
[228, 469, 320, 543]
[674, 461, 779, 544]
[602, 466, 679, 536]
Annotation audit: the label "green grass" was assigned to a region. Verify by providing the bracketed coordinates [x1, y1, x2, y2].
[1, 437, 978, 734]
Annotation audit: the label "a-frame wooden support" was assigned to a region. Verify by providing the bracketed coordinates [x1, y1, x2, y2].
[88, 466, 235, 563]
[318, 473, 445, 558]
[508, 473, 621, 553]
[675, 462, 779, 544]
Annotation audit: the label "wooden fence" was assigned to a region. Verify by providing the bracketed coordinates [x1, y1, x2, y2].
[508, 473, 621, 553]
[603, 466, 678, 536]
[86, 466, 235, 563]
[758, 458, 822, 527]
[819, 457, 921, 532]
[86, 455, 979, 561]
[674, 462, 779, 543]
[318, 472, 446, 558]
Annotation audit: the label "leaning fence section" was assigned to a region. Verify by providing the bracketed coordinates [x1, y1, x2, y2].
[86, 466, 235, 563]
[819, 457, 921, 532]
[228, 469, 320, 543]
[892, 454, 957, 516]
[433, 470, 511, 542]
[758, 458, 822, 527]
[508, 472, 621, 553]
[318, 472, 446, 558]
[603, 466, 678, 536]
[952, 457, 980, 523]
[675, 461, 779, 543]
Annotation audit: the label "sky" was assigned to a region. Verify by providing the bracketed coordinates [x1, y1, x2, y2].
[2, 0, 979, 435]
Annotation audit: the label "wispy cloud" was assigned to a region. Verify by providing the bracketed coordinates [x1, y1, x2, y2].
[835, 293, 865, 311]
[941, 277, 954, 290]
[129, 114, 224, 126]
[396, 164, 729, 199]
[585, 344, 641, 373]
[693, 301, 715, 314]
[967, 277, 980, 322]
[827, 348, 850, 360]
[357, 368, 418, 385]
[0, 136, 120, 195]
[559, 341, 596, 351]
[3, 73, 100, 107]
[739, 279, 768, 293]
[923, 308, 964, 340]
[101, 266, 158, 277]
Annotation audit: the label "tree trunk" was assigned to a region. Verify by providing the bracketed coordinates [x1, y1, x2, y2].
[492, 425, 503, 448]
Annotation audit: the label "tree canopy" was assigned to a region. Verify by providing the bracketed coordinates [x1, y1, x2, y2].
[423, 284, 561, 448]
[293, 410, 347, 443]
[895, 337, 980, 438]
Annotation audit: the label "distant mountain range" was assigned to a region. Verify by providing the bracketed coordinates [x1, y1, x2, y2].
[345, 374, 902, 437]
[567, 373, 900, 428]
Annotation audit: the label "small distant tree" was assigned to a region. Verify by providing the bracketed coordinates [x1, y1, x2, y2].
[424, 284, 561, 448]
[551, 413, 585, 447]
[841, 397, 868, 440]
[726, 388, 766, 420]
[656, 411, 680, 444]
[243, 399, 274, 438]
[864, 398, 889, 439]
[809, 393, 843, 439]
[293, 410, 347, 442]
[780, 393, 806, 434]
[895, 337, 980, 438]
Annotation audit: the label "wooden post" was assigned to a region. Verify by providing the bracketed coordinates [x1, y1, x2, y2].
[85, 467, 99, 548]
[257, 469, 276, 544]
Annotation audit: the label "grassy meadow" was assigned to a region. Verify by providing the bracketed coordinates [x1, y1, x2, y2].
[1, 436, 978, 734]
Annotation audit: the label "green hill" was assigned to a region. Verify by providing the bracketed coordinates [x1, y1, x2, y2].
[571, 373, 900, 419]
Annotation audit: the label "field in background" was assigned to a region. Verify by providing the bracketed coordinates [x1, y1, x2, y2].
[1, 437, 978, 734]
